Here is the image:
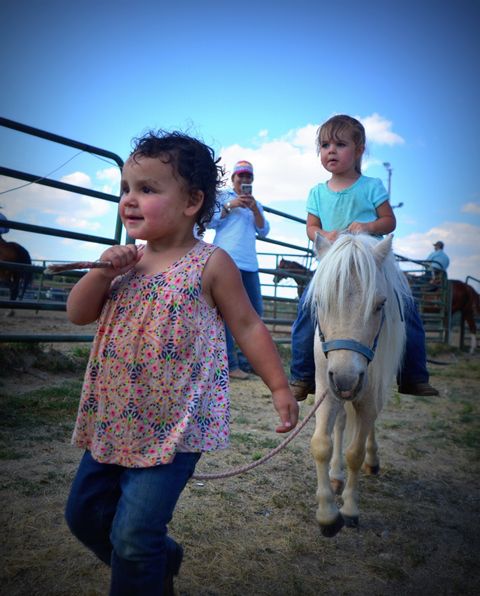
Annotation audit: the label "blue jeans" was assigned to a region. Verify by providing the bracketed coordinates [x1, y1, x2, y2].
[65, 450, 201, 596]
[290, 283, 429, 386]
[226, 269, 263, 372]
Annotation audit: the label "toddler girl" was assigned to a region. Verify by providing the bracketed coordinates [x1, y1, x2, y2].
[65, 130, 298, 595]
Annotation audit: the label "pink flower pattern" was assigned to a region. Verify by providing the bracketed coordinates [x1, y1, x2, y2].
[72, 241, 230, 467]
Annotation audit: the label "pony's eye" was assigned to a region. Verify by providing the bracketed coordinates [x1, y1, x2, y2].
[375, 299, 386, 312]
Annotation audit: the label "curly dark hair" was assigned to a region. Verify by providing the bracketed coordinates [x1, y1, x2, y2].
[129, 130, 224, 235]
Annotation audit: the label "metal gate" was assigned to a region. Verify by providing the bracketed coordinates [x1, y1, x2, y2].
[396, 255, 451, 344]
[0, 117, 124, 342]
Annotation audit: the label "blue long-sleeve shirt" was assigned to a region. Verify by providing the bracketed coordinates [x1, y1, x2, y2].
[207, 189, 270, 272]
[426, 249, 450, 271]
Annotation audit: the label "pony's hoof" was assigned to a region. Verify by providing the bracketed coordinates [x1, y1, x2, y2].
[363, 463, 380, 475]
[343, 514, 359, 528]
[320, 514, 345, 538]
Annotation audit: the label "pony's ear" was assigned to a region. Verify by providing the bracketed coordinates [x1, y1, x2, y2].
[313, 232, 331, 260]
[373, 234, 393, 264]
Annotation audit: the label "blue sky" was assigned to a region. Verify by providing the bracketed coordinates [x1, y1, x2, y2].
[1, 0, 479, 290]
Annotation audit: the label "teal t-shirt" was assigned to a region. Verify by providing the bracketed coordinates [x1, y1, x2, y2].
[306, 175, 389, 232]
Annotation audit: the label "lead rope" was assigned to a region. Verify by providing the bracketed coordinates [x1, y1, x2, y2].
[192, 390, 327, 480]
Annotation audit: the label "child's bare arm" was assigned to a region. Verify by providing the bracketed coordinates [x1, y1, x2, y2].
[67, 244, 142, 325]
[348, 201, 396, 235]
[205, 250, 299, 433]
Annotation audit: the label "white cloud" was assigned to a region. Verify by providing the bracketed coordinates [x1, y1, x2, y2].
[462, 202, 480, 215]
[95, 166, 121, 194]
[360, 113, 405, 146]
[219, 115, 404, 203]
[220, 126, 323, 202]
[56, 215, 102, 230]
[61, 171, 92, 188]
[393, 222, 480, 281]
[96, 166, 121, 183]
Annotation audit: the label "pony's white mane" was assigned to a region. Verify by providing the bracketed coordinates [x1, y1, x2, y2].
[306, 234, 409, 320]
[305, 234, 410, 395]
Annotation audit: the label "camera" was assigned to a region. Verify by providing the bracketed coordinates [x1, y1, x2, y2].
[241, 183, 253, 195]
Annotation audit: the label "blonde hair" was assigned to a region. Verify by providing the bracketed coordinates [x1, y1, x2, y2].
[316, 115, 366, 174]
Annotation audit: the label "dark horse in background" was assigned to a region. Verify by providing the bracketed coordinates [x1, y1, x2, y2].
[0, 237, 32, 314]
[422, 279, 479, 353]
[273, 258, 313, 297]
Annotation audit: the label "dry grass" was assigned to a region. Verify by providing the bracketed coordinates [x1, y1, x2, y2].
[0, 343, 479, 595]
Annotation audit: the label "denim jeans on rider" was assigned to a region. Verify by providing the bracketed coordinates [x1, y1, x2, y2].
[225, 269, 263, 372]
[65, 450, 201, 596]
[290, 282, 429, 386]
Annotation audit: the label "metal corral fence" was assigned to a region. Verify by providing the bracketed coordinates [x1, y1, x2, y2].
[0, 117, 313, 344]
[395, 255, 451, 344]
[0, 117, 475, 349]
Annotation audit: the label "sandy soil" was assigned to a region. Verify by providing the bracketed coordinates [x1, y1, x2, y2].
[0, 309, 479, 595]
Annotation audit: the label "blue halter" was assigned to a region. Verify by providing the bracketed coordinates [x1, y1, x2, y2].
[317, 309, 386, 364]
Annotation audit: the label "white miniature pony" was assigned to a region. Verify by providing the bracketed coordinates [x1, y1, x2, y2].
[305, 233, 409, 537]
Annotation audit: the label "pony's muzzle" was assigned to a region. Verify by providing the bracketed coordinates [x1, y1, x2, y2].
[328, 370, 365, 401]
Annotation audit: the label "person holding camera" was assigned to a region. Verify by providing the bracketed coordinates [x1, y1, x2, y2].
[207, 160, 270, 379]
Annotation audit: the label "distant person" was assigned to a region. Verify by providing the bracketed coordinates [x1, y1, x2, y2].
[289, 114, 439, 400]
[0, 208, 9, 237]
[207, 160, 270, 379]
[426, 241, 450, 273]
[64, 131, 298, 596]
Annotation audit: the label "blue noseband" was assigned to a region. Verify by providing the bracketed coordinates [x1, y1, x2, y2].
[317, 309, 385, 364]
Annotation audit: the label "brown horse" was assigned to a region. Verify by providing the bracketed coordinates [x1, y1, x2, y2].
[450, 280, 479, 352]
[0, 237, 32, 303]
[273, 258, 313, 297]
[417, 279, 479, 353]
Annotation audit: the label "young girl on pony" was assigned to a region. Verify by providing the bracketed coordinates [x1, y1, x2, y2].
[65, 130, 298, 595]
[290, 114, 438, 400]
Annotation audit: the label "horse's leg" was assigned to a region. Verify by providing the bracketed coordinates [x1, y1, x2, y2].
[464, 310, 477, 353]
[311, 394, 344, 537]
[330, 406, 346, 495]
[340, 400, 377, 528]
[10, 272, 19, 301]
[362, 426, 380, 475]
[6, 272, 18, 317]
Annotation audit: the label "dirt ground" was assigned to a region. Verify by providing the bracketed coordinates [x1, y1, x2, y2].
[1, 310, 479, 595]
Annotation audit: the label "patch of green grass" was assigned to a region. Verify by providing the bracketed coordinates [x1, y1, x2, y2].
[0, 342, 89, 376]
[433, 359, 480, 380]
[71, 345, 91, 359]
[235, 415, 251, 425]
[426, 343, 462, 358]
[0, 342, 42, 374]
[256, 437, 280, 449]
[452, 428, 479, 451]
[403, 445, 427, 460]
[230, 431, 255, 446]
[0, 446, 23, 459]
[427, 419, 450, 432]
[0, 382, 82, 430]
[380, 420, 405, 430]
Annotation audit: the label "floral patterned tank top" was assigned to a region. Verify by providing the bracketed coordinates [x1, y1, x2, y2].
[72, 241, 230, 467]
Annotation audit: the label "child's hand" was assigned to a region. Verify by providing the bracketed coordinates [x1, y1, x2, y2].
[348, 222, 369, 234]
[98, 244, 143, 278]
[272, 387, 299, 433]
[323, 230, 339, 243]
